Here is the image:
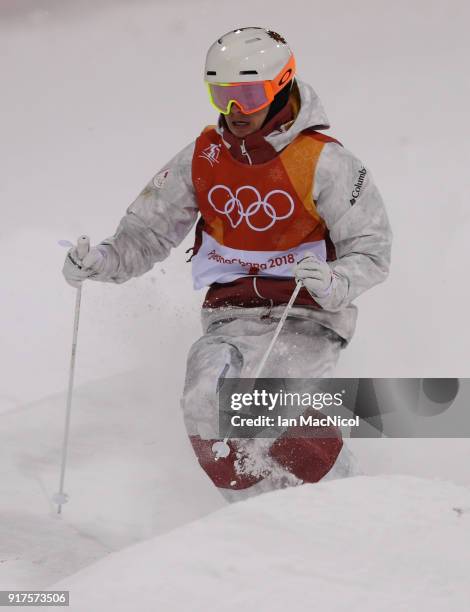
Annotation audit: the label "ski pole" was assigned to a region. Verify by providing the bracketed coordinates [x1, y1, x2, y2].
[53, 235, 90, 514]
[251, 280, 303, 381]
[212, 280, 303, 459]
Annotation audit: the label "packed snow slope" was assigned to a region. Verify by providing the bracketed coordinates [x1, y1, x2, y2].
[48, 475, 470, 612]
[0, 369, 224, 590]
[1, 368, 469, 591]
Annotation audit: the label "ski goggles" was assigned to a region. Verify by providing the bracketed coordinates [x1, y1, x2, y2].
[206, 55, 296, 115]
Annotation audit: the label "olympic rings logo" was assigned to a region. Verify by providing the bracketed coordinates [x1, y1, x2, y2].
[208, 184, 295, 232]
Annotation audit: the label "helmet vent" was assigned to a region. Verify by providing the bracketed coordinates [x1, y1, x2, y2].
[239, 70, 258, 75]
[206, 71, 217, 75]
[245, 37, 262, 44]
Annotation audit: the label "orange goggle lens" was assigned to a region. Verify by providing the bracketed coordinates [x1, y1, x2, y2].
[207, 81, 273, 115]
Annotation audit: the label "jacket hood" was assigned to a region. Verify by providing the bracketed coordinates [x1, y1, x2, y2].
[266, 78, 330, 152]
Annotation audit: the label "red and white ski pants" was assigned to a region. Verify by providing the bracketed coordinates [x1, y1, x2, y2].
[181, 307, 355, 502]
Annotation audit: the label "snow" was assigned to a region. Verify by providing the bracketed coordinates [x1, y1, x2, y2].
[49, 476, 470, 611]
[1, 0, 470, 609]
[2, 368, 469, 594]
[0, 369, 224, 590]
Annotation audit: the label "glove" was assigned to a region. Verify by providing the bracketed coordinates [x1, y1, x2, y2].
[294, 254, 334, 298]
[62, 245, 107, 288]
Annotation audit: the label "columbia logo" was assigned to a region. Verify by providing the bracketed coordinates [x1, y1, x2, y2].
[350, 167, 367, 205]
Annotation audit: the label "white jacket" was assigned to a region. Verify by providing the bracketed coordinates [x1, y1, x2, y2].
[94, 79, 392, 343]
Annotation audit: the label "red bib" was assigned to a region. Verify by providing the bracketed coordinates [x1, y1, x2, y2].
[191, 127, 336, 289]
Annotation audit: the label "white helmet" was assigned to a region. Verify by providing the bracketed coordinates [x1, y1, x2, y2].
[205, 27, 295, 85]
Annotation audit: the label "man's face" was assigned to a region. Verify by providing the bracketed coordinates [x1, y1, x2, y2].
[225, 102, 270, 138]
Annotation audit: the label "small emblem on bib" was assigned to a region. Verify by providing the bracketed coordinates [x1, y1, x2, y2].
[199, 143, 222, 167]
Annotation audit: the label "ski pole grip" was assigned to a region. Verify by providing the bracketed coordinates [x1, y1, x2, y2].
[76, 235, 90, 261]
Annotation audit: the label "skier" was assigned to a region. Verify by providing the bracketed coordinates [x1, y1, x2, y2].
[63, 28, 392, 502]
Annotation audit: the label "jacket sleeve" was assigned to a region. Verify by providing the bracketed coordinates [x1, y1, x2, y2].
[312, 142, 392, 311]
[94, 141, 198, 283]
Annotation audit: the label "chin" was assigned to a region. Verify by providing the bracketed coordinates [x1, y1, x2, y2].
[229, 124, 254, 137]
